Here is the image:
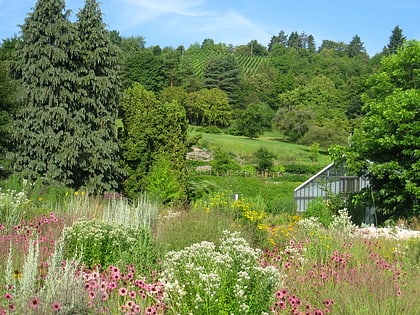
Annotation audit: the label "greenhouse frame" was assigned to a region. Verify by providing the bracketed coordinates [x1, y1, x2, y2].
[294, 163, 370, 213]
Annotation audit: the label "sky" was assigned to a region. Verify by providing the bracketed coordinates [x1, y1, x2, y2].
[0, 0, 419, 56]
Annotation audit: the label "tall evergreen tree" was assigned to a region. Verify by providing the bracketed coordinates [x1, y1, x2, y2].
[387, 25, 406, 54]
[203, 55, 242, 108]
[74, 0, 122, 191]
[347, 35, 366, 57]
[11, 0, 79, 186]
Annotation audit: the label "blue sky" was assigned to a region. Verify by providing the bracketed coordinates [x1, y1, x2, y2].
[0, 0, 419, 56]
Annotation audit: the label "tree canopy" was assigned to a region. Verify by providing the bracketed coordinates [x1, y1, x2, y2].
[11, 0, 122, 191]
[331, 40, 420, 220]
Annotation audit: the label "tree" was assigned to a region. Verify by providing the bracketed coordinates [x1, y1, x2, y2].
[121, 83, 188, 199]
[11, 0, 79, 186]
[73, 0, 123, 191]
[347, 35, 366, 57]
[203, 55, 242, 108]
[186, 88, 232, 126]
[237, 103, 273, 139]
[387, 25, 405, 55]
[331, 41, 420, 220]
[254, 147, 276, 171]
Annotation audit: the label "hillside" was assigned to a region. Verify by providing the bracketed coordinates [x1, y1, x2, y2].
[182, 50, 268, 77]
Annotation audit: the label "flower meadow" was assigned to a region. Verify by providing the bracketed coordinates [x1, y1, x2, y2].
[0, 185, 419, 314]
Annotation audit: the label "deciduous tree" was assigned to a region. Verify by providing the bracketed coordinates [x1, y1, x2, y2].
[331, 40, 420, 220]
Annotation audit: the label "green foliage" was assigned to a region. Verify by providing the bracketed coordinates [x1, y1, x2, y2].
[0, 60, 19, 175]
[203, 54, 243, 108]
[11, 0, 78, 186]
[387, 25, 406, 55]
[11, 0, 122, 192]
[237, 103, 274, 139]
[145, 155, 184, 204]
[210, 147, 240, 174]
[182, 50, 267, 78]
[73, 0, 123, 192]
[186, 88, 232, 126]
[254, 147, 276, 171]
[62, 219, 156, 271]
[331, 40, 420, 221]
[303, 197, 333, 226]
[309, 143, 320, 162]
[121, 83, 188, 198]
[161, 231, 280, 314]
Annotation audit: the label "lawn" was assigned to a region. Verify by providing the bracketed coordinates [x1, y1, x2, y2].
[190, 128, 331, 167]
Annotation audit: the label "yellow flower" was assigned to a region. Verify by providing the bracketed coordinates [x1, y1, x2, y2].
[38, 197, 43, 202]
[13, 270, 22, 279]
[74, 191, 79, 196]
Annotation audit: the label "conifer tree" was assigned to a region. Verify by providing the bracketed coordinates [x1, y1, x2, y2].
[74, 0, 122, 191]
[387, 25, 405, 54]
[12, 0, 79, 186]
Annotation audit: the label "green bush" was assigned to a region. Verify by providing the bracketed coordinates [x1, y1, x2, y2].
[284, 164, 320, 175]
[196, 125, 223, 134]
[62, 219, 156, 272]
[145, 155, 185, 204]
[210, 147, 240, 174]
[303, 197, 333, 226]
[254, 147, 276, 171]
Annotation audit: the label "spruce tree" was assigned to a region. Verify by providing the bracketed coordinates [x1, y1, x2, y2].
[12, 0, 79, 186]
[74, 0, 122, 191]
[387, 25, 405, 54]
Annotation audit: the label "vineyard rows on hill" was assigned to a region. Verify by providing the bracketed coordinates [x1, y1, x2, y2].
[183, 51, 267, 77]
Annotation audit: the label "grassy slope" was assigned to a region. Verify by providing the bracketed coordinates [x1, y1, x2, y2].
[190, 129, 331, 167]
[189, 129, 332, 213]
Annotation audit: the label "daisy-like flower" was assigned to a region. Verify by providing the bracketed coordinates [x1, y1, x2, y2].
[3, 293, 12, 300]
[51, 302, 61, 312]
[119, 287, 128, 296]
[29, 297, 40, 310]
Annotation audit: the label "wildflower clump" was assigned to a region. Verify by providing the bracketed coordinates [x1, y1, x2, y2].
[161, 230, 281, 314]
[194, 191, 267, 225]
[62, 219, 156, 271]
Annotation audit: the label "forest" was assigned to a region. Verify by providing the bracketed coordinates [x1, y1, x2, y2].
[0, 0, 418, 221]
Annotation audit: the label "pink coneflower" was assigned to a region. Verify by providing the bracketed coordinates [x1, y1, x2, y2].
[108, 281, 117, 290]
[396, 288, 402, 297]
[129, 291, 136, 299]
[4, 293, 12, 300]
[8, 304, 16, 311]
[323, 299, 334, 307]
[0, 308, 6, 315]
[119, 287, 128, 296]
[29, 297, 40, 310]
[314, 309, 324, 315]
[276, 289, 288, 299]
[88, 290, 97, 299]
[51, 302, 61, 312]
[101, 292, 109, 301]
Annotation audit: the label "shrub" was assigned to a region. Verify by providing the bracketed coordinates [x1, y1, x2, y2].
[196, 125, 223, 134]
[304, 197, 333, 226]
[145, 155, 185, 204]
[254, 147, 276, 171]
[62, 219, 156, 272]
[210, 148, 240, 174]
[161, 231, 281, 314]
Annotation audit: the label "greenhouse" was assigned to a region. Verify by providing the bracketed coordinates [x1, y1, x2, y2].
[294, 163, 370, 213]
